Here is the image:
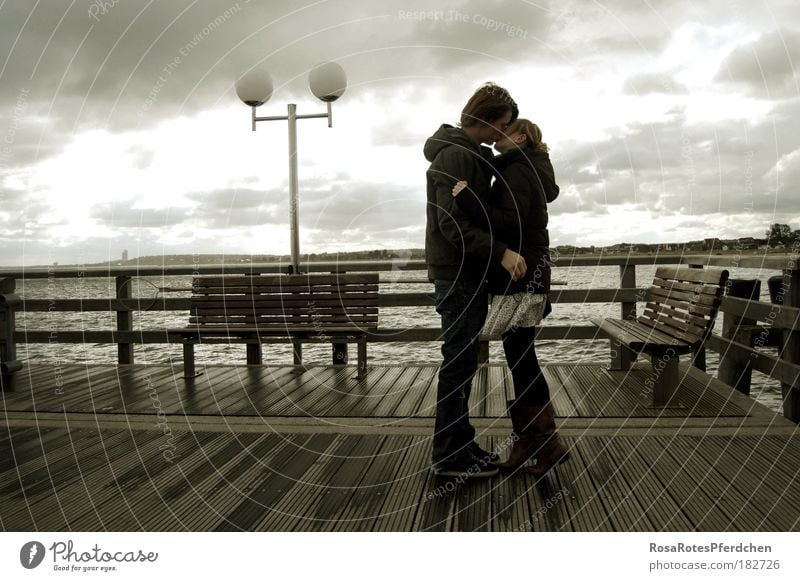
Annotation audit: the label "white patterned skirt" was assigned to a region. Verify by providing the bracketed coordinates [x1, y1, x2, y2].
[481, 293, 549, 338]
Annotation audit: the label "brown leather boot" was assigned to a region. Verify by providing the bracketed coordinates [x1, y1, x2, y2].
[525, 402, 570, 478]
[495, 400, 539, 472]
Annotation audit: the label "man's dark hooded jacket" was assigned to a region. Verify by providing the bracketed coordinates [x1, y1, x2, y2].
[424, 124, 507, 285]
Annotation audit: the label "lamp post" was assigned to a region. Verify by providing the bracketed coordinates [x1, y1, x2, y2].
[235, 62, 347, 274]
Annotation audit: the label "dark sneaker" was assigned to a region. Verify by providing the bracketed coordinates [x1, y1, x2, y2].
[432, 456, 499, 478]
[469, 442, 500, 463]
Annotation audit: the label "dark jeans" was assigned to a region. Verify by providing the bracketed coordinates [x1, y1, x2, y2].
[432, 279, 487, 466]
[501, 325, 551, 407]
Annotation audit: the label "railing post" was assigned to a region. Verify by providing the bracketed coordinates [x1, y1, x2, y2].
[332, 271, 347, 365]
[718, 279, 760, 395]
[781, 266, 800, 422]
[116, 275, 134, 364]
[612, 263, 637, 369]
[0, 277, 22, 375]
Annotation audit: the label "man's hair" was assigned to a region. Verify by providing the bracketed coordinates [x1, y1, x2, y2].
[460, 82, 518, 128]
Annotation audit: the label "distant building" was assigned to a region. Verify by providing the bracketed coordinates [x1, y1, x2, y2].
[122, 249, 129, 262]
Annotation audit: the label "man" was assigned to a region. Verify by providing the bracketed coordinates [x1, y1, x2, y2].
[424, 82, 527, 478]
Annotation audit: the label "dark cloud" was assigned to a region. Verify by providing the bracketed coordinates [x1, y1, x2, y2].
[715, 28, 800, 98]
[552, 99, 800, 220]
[90, 200, 191, 228]
[301, 177, 424, 232]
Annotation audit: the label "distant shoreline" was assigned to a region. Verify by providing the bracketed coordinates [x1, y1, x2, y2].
[15, 246, 791, 269]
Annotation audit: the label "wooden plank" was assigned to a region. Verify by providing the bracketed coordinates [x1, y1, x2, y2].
[91, 432, 241, 531]
[649, 278, 722, 305]
[594, 318, 690, 350]
[490, 436, 535, 531]
[607, 437, 694, 531]
[471, 366, 489, 418]
[234, 366, 331, 416]
[129, 432, 264, 530]
[328, 366, 405, 417]
[374, 365, 434, 417]
[485, 364, 508, 417]
[223, 365, 304, 415]
[639, 310, 707, 339]
[692, 436, 800, 531]
[578, 437, 653, 531]
[371, 435, 431, 531]
[655, 266, 729, 285]
[719, 295, 800, 328]
[541, 435, 608, 532]
[176, 433, 295, 531]
[452, 437, 494, 531]
[705, 335, 800, 389]
[414, 472, 457, 531]
[167, 366, 243, 415]
[0, 430, 134, 507]
[662, 436, 778, 531]
[213, 433, 336, 531]
[183, 323, 377, 332]
[0, 427, 57, 469]
[195, 273, 379, 286]
[549, 365, 594, 418]
[256, 434, 354, 531]
[331, 435, 415, 531]
[648, 286, 720, 307]
[264, 366, 354, 416]
[62, 431, 224, 530]
[7, 430, 166, 530]
[524, 461, 574, 531]
[644, 302, 711, 329]
[191, 295, 379, 306]
[305, 435, 386, 531]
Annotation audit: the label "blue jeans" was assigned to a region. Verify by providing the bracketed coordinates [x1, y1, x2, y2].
[431, 279, 488, 467]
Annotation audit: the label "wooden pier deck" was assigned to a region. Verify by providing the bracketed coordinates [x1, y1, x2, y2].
[2, 362, 799, 532]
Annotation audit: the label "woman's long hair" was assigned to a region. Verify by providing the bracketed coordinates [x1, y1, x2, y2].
[507, 118, 548, 153]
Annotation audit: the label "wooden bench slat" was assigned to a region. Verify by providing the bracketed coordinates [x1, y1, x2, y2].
[189, 315, 378, 324]
[642, 303, 711, 331]
[191, 307, 379, 316]
[647, 286, 720, 308]
[651, 278, 725, 298]
[639, 313, 705, 342]
[654, 266, 729, 285]
[192, 295, 378, 308]
[183, 324, 377, 333]
[192, 285, 380, 294]
[645, 290, 718, 316]
[194, 273, 378, 284]
[591, 317, 692, 351]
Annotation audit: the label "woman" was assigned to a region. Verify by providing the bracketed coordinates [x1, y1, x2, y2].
[452, 118, 568, 477]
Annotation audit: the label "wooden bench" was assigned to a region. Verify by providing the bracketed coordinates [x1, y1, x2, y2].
[591, 267, 729, 406]
[175, 273, 379, 379]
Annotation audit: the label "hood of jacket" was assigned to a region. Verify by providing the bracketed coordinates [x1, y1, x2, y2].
[423, 124, 487, 163]
[494, 144, 559, 203]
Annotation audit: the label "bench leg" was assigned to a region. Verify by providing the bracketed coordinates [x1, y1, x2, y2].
[354, 337, 367, 380]
[292, 340, 303, 365]
[651, 351, 680, 407]
[246, 342, 262, 365]
[610, 340, 636, 370]
[182, 343, 202, 378]
[332, 342, 348, 365]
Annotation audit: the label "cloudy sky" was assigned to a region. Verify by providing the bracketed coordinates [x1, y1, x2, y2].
[1, 0, 798, 266]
